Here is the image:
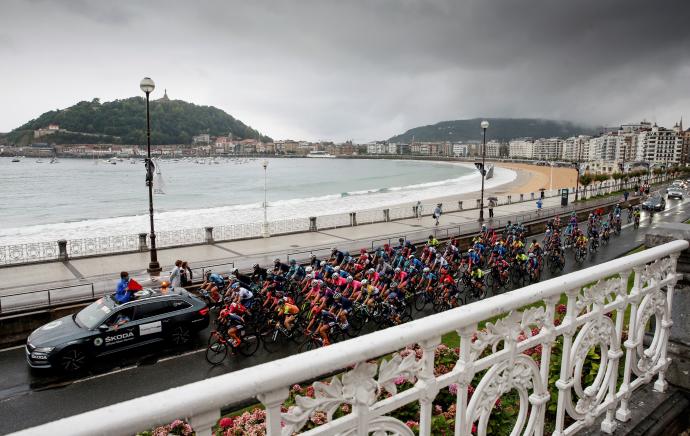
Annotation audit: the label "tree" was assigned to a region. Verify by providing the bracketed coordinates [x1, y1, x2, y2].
[594, 173, 610, 195]
[579, 173, 593, 199]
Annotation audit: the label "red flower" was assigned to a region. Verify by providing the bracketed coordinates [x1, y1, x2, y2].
[556, 304, 567, 314]
[219, 417, 233, 429]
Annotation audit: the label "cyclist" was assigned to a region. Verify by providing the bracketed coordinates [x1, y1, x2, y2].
[201, 271, 225, 304]
[219, 302, 248, 348]
[470, 266, 485, 294]
[277, 297, 300, 331]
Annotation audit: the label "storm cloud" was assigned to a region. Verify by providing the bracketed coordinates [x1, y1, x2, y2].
[1, 0, 689, 141]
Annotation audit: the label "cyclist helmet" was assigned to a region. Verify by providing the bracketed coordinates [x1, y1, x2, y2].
[495, 241, 500, 246]
[290, 259, 296, 265]
[346, 276, 353, 282]
[334, 266, 340, 271]
[230, 302, 238, 310]
[361, 279, 369, 285]
[274, 258, 281, 263]
[333, 293, 342, 300]
[390, 282, 398, 288]
[408, 255, 415, 259]
[231, 282, 240, 289]
[305, 266, 313, 273]
[394, 267, 401, 272]
[311, 280, 319, 287]
[423, 267, 430, 273]
[228, 274, 237, 281]
[278, 297, 286, 304]
[332, 273, 339, 279]
[367, 268, 375, 274]
[306, 273, 313, 280]
[253, 263, 259, 269]
[529, 253, 535, 258]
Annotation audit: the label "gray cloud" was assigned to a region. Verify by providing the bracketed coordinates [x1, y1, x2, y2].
[1, 0, 689, 141]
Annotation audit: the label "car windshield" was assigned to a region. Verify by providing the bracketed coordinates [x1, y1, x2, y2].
[75, 296, 116, 329]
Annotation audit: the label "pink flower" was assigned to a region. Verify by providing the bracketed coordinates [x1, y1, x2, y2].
[170, 419, 184, 429]
[306, 386, 315, 397]
[310, 410, 327, 425]
[556, 304, 567, 314]
[394, 375, 407, 385]
[219, 417, 234, 429]
[554, 318, 562, 326]
[495, 397, 502, 408]
[531, 327, 540, 336]
[291, 384, 302, 392]
[449, 383, 458, 395]
[467, 385, 475, 397]
[434, 404, 443, 415]
[472, 423, 478, 434]
[405, 420, 419, 429]
[341, 404, 351, 414]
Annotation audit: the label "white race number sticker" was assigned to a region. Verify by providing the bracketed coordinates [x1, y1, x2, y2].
[140, 321, 162, 336]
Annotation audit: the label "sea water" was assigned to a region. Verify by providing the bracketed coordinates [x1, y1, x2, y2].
[0, 157, 515, 244]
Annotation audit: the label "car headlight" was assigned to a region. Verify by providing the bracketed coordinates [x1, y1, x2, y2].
[33, 347, 54, 353]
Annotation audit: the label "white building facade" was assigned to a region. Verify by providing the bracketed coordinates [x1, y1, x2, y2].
[508, 138, 534, 158]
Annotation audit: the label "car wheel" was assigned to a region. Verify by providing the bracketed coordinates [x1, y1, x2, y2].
[171, 325, 191, 345]
[59, 347, 87, 372]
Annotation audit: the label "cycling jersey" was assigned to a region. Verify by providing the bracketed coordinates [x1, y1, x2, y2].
[282, 303, 299, 315]
[208, 273, 225, 288]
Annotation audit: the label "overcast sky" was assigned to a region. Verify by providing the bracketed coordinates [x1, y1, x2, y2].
[1, 0, 689, 142]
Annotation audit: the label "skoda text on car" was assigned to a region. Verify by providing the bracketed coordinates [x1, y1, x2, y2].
[26, 288, 209, 371]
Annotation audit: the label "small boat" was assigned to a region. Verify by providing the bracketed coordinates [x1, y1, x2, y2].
[307, 151, 336, 158]
[11, 157, 21, 162]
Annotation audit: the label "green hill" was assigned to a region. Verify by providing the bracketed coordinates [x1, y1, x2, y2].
[6, 97, 271, 145]
[389, 118, 601, 142]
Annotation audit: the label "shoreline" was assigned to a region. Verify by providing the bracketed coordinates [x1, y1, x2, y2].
[0, 160, 572, 245]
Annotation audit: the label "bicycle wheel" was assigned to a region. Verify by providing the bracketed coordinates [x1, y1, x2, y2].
[206, 334, 228, 365]
[261, 326, 283, 353]
[237, 328, 261, 357]
[414, 291, 429, 311]
[299, 337, 321, 352]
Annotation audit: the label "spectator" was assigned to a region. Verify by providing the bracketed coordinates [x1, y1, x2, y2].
[180, 261, 193, 287]
[623, 190, 629, 202]
[169, 260, 182, 288]
[536, 198, 543, 214]
[488, 198, 496, 219]
[433, 204, 442, 226]
[416, 200, 423, 220]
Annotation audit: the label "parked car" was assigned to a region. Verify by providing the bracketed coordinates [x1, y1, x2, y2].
[641, 195, 666, 211]
[26, 288, 209, 372]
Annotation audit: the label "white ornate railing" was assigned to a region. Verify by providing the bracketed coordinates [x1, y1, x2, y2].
[12, 240, 687, 436]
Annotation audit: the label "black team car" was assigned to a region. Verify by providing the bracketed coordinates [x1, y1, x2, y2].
[26, 288, 209, 372]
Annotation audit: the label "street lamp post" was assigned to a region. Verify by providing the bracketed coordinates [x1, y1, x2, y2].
[140, 77, 161, 275]
[479, 120, 489, 222]
[261, 160, 270, 238]
[574, 143, 583, 202]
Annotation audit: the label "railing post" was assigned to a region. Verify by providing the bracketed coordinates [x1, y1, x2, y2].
[383, 208, 390, 222]
[413, 205, 418, 217]
[349, 212, 357, 227]
[138, 233, 148, 251]
[654, 252, 679, 393]
[458, 200, 463, 210]
[204, 227, 214, 244]
[258, 387, 289, 436]
[417, 337, 441, 435]
[454, 325, 477, 436]
[188, 409, 220, 436]
[57, 239, 68, 261]
[309, 216, 317, 231]
[507, 195, 512, 204]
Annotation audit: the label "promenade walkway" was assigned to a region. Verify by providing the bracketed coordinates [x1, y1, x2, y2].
[0, 192, 616, 313]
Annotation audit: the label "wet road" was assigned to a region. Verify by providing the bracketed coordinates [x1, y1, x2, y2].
[1, 197, 689, 434]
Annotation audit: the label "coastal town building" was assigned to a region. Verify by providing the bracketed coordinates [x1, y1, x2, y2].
[533, 138, 563, 161]
[635, 123, 683, 166]
[192, 133, 211, 145]
[562, 135, 590, 161]
[508, 138, 534, 159]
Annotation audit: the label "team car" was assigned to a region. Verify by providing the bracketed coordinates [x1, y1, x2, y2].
[26, 288, 209, 371]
